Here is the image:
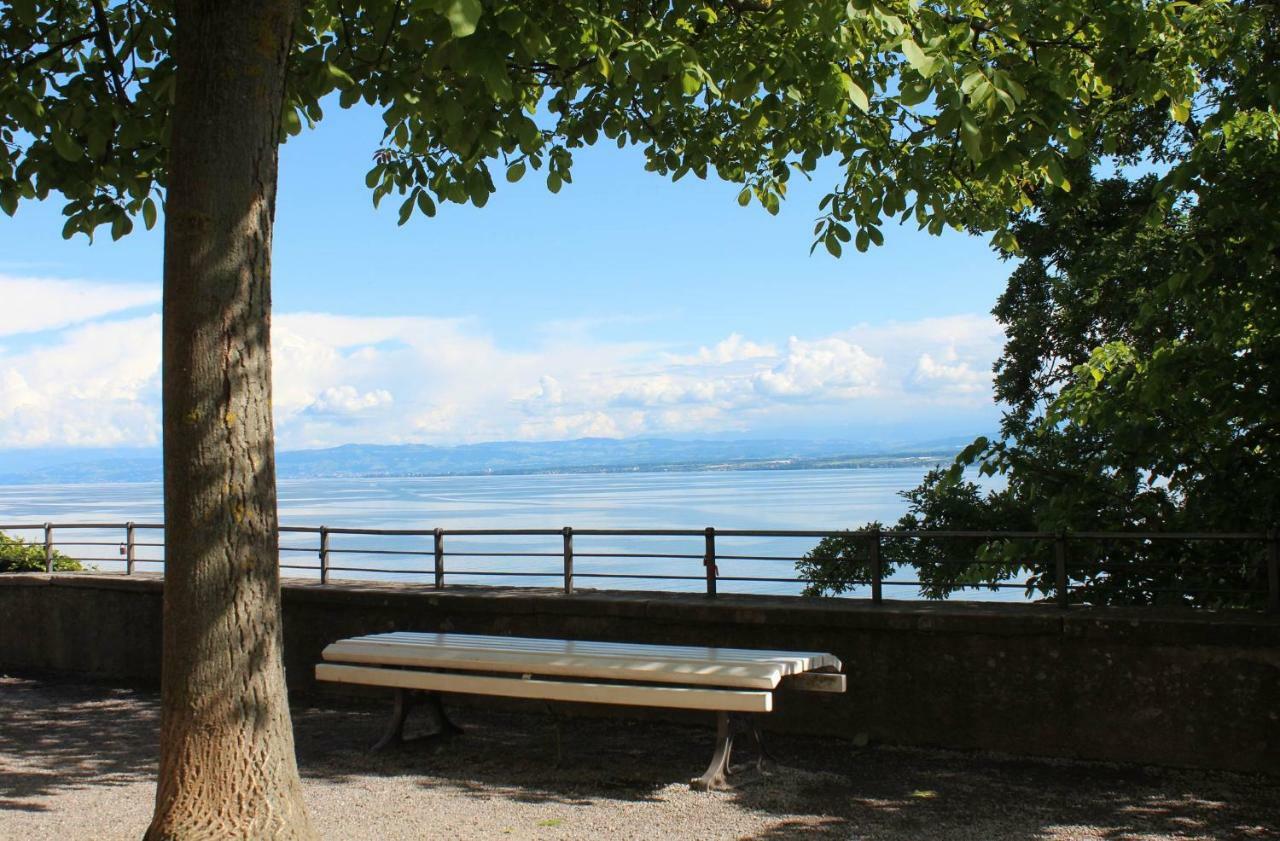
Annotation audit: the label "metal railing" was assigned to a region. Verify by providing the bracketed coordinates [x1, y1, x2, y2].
[1, 520, 1276, 611]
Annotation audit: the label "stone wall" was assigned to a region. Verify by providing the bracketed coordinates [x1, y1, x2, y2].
[2, 573, 1276, 773]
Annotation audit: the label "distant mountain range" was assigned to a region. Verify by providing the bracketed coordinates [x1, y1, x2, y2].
[0, 435, 982, 484]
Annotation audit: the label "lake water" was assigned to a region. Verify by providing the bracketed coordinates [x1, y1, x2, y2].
[0, 467, 1017, 600]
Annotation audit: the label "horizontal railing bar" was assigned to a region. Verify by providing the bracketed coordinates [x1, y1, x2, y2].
[61, 557, 129, 563]
[278, 546, 317, 552]
[324, 566, 426, 575]
[47, 541, 126, 547]
[439, 529, 566, 536]
[440, 570, 563, 577]
[324, 547, 435, 557]
[5, 521, 1267, 541]
[443, 551, 564, 558]
[572, 572, 707, 580]
[715, 575, 815, 583]
[1065, 531, 1268, 541]
[289, 527, 433, 536]
[0, 522, 166, 530]
[572, 551, 705, 560]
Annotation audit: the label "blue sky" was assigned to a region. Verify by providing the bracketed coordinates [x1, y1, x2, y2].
[0, 98, 1010, 452]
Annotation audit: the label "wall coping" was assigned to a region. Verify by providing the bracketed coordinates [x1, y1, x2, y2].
[4, 572, 1276, 646]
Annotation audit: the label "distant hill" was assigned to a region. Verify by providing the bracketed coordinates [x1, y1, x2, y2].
[0, 435, 981, 484]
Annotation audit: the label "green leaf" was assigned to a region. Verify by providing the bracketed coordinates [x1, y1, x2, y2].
[52, 132, 83, 162]
[855, 228, 870, 252]
[681, 71, 702, 96]
[283, 108, 302, 136]
[506, 161, 526, 183]
[960, 113, 984, 162]
[547, 172, 562, 194]
[326, 62, 356, 89]
[416, 190, 437, 217]
[110, 212, 132, 241]
[841, 75, 870, 113]
[737, 187, 751, 207]
[824, 233, 842, 257]
[901, 39, 929, 76]
[398, 194, 415, 226]
[443, 0, 483, 37]
[1045, 157, 1072, 192]
[1169, 99, 1190, 123]
[142, 197, 158, 230]
[0, 191, 16, 218]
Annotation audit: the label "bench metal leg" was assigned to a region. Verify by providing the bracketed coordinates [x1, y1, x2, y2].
[691, 711, 734, 791]
[749, 716, 775, 775]
[370, 689, 461, 752]
[371, 688, 412, 751]
[422, 691, 463, 736]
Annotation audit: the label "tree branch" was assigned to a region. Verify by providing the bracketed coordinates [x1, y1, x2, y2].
[6, 30, 97, 74]
[90, 0, 130, 107]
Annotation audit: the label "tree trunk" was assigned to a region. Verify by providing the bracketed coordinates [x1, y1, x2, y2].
[146, 1, 314, 838]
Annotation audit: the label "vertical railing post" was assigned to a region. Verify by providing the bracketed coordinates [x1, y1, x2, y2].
[1055, 531, 1069, 609]
[869, 527, 882, 604]
[318, 526, 330, 585]
[563, 526, 574, 595]
[434, 528, 445, 589]
[1268, 528, 1279, 614]
[43, 523, 54, 573]
[125, 522, 136, 575]
[704, 527, 717, 597]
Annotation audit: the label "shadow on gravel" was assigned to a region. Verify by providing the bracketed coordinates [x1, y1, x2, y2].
[296, 694, 1280, 840]
[3, 677, 1277, 841]
[0, 677, 158, 809]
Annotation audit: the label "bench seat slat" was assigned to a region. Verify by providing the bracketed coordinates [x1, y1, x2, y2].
[315, 663, 774, 713]
[323, 633, 839, 690]
[323, 640, 787, 689]
[367, 632, 838, 667]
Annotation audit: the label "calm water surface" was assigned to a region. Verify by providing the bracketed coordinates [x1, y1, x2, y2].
[0, 467, 1015, 599]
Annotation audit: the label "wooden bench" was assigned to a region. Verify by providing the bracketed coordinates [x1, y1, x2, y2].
[316, 631, 846, 789]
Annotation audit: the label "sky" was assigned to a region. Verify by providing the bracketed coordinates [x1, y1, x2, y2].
[0, 99, 1012, 453]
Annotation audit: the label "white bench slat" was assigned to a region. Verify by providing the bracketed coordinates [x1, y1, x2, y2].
[367, 632, 839, 667]
[324, 640, 783, 689]
[323, 633, 839, 690]
[315, 663, 774, 713]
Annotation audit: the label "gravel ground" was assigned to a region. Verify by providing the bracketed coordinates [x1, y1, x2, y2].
[1, 676, 1276, 841]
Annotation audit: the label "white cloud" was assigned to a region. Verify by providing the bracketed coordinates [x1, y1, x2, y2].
[306, 385, 394, 415]
[909, 350, 990, 394]
[0, 274, 159, 337]
[754, 337, 882, 400]
[0, 277, 1006, 450]
[665, 333, 776, 365]
[0, 315, 162, 447]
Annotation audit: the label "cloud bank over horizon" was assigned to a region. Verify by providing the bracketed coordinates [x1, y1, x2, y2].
[0, 274, 1004, 451]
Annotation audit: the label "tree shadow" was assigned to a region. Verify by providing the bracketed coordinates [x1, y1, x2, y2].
[296, 693, 1280, 839]
[0, 676, 158, 811]
[4, 676, 1277, 840]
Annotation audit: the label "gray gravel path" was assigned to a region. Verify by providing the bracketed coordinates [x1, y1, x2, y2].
[1, 676, 1275, 840]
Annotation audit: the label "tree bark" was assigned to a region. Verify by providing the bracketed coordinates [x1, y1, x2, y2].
[146, 1, 314, 838]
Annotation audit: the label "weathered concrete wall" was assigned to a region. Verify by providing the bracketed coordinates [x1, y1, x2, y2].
[2, 573, 1277, 774]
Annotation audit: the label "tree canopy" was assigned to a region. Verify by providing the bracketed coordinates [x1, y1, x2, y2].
[2, 0, 1243, 249]
[800, 0, 1279, 607]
